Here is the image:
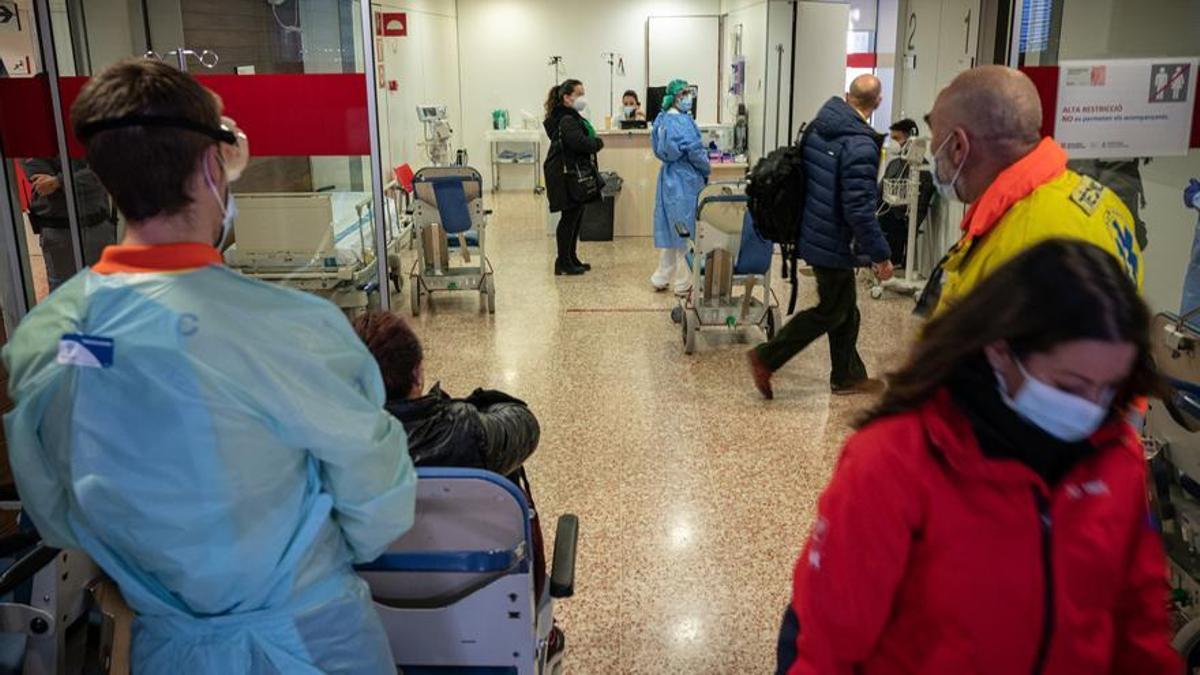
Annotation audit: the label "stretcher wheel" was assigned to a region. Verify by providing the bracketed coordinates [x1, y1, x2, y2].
[765, 308, 779, 340]
[682, 312, 697, 355]
[478, 277, 496, 314]
[670, 305, 683, 324]
[410, 283, 421, 316]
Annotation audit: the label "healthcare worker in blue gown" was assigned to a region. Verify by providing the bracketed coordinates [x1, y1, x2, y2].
[651, 79, 711, 294]
[2, 60, 415, 674]
[1182, 177, 1200, 317]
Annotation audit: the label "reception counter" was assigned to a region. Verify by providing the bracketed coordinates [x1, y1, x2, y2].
[596, 128, 747, 238]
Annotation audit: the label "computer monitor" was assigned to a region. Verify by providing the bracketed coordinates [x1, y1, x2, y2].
[645, 85, 698, 121]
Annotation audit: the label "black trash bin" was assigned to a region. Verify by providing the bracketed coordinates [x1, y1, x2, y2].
[579, 172, 622, 242]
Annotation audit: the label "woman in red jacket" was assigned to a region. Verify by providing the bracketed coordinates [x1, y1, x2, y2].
[779, 239, 1181, 675]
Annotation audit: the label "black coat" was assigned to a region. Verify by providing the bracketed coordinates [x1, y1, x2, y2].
[797, 97, 890, 268]
[385, 384, 539, 477]
[543, 105, 604, 213]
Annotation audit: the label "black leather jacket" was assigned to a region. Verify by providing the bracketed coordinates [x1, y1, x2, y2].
[385, 384, 539, 477]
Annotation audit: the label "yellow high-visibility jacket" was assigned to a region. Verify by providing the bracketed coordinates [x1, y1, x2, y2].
[933, 139, 1142, 316]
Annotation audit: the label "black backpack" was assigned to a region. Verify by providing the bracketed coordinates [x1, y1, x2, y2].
[747, 123, 811, 313]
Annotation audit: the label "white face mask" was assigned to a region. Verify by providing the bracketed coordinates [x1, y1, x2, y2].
[997, 359, 1113, 442]
[930, 131, 968, 203]
[623, 105, 636, 118]
[572, 96, 588, 113]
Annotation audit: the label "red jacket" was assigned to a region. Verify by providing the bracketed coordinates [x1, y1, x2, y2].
[789, 389, 1181, 675]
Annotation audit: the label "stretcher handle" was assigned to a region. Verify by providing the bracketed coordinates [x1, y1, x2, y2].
[356, 547, 523, 574]
[0, 545, 60, 598]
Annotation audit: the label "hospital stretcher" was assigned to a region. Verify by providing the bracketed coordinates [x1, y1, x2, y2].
[407, 166, 495, 316]
[224, 185, 411, 314]
[1143, 308, 1200, 665]
[671, 181, 780, 355]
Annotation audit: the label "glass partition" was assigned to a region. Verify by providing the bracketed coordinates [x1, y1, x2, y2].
[0, 0, 397, 316]
[1015, 0, 1200, 317]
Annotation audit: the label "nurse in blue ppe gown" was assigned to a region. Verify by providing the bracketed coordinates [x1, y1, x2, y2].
[2, 59, 415, 674]
[651, 79, 711, 293]
[1183, 177, 1200, 318]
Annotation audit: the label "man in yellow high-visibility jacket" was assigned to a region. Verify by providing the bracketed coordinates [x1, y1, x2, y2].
[921, 66, 1142, 317]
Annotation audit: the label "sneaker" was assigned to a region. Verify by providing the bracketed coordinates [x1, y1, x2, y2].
[831, 378, 886, 396]
[747, 349, 774, 400]
[673, 283, 692, 297]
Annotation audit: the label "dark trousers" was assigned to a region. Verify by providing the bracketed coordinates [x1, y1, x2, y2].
[755, 266, 867, 387]
[37, 220, 117, 292]
[555, 205, 584, 263]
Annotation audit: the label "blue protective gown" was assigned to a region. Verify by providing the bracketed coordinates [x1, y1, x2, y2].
[652, 111, 711, 249]
[2, 248, 416, 674]
[1184, 185, 1200, 318]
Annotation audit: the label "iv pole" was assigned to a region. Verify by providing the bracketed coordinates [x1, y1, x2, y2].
[548, 55, 565, 85]
[601, 51, 623, 121]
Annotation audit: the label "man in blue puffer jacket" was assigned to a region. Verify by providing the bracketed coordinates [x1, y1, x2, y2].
[748, 75, 894, 399]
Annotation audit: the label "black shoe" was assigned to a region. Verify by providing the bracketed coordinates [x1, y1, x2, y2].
[555, 259, 586, 276]
[572, 259, 592, 271]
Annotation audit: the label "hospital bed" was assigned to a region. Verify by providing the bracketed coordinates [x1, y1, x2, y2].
[358, 468, 578, 674]
[407, 167, 495, 316]
[1142, 309, 1200, 665]
[224, 186, 411, 314]
[0, 495, 130, 674]
[671, 181, 780, 355]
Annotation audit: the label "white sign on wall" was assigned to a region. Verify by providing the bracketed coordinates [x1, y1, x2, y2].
[1055, 57, 1198, 159]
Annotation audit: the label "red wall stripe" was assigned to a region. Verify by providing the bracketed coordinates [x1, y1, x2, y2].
[0, 73, 368, 159]
[847, 53, 877, 69]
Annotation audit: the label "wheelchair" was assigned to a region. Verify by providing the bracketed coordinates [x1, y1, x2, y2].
[408, 166, 496, 316]
[357, 468, 579, 674]
[671, 181, 780, 354]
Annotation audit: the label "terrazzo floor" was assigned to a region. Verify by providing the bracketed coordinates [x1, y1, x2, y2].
[398, 192, 926, 674]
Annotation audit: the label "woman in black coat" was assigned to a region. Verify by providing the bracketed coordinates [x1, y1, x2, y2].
[543, 79, 604, 275]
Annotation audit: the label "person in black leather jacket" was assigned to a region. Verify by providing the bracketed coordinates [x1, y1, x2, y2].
[352, 311, 539, 476]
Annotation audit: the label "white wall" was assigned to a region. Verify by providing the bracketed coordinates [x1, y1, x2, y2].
[762, 0, 793, 152]
[648, 15, 721, 124]
[80, 0, 141, 71]
[375, 1, 461, 175]
[875, 0, 900, 132]
[719, 1, 768, 160]
[790, 1, 849, 141]
[456, 0, 721, 190]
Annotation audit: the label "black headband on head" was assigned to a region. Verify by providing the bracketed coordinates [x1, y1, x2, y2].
[76, 115, 237, 144]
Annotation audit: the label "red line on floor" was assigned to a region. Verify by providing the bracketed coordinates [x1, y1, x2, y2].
[565, 308, 669, 313]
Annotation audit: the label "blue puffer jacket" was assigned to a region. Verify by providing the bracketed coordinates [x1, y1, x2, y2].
[798, 97, 890, 269]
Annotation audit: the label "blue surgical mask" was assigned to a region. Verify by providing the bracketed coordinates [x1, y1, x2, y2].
[204, 159, 237, 248]
[930, 132, 968, 203]
[997, 359, 1113, 442]
[678, 96, 693, 113]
